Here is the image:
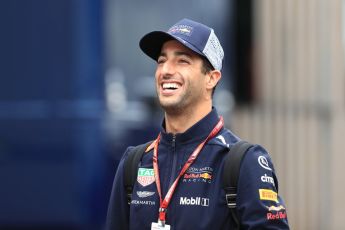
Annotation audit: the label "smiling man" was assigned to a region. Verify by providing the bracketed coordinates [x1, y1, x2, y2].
[155, 39, 220, 133]
[106, 18, 289, 230]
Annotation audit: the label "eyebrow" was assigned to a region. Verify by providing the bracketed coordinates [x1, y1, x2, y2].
[158, 51, 193, 59]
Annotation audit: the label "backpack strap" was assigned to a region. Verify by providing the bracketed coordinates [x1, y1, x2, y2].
[223, 140, 253, 229]
[124, 141, 153, 205]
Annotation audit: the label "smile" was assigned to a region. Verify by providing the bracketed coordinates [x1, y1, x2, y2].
[160, 82, 182, 96]
[162, 83, 180, 90]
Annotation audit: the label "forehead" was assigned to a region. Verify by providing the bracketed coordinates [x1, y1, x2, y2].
[160, 40, 200, 58]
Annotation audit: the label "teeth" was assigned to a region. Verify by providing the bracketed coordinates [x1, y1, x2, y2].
[162, 83, 179, 89]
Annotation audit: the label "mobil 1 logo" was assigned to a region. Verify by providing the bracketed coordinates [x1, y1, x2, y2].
[179, 197, 209, 207]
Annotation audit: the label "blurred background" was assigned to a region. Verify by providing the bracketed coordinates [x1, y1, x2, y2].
[0, 0, 344, 229]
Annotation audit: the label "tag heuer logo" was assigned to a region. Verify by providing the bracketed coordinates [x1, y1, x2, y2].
[137, 168, 155, 187]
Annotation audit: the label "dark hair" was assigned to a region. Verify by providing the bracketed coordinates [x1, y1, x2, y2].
[200, 56, 217, 96]
[200, 56, 214, 74]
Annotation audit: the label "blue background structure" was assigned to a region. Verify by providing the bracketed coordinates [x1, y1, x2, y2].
[0, 1, 107, 229]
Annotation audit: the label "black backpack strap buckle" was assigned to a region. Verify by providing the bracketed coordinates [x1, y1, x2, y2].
[225, 186, 237, 209]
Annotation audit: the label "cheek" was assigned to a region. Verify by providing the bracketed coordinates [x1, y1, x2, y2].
[154, 70, 160, 83]
[192, 73, 207, 87]
[195, 75, 208, 95]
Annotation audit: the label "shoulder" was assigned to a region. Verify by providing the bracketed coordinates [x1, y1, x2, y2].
[235, 144, 289, 228]
[208, 128, 241, 148]
[123, 141, 154, 159]
[116, 142, 150, 169]
[237, 143, 280, 194]
[242, 144, 276, 172]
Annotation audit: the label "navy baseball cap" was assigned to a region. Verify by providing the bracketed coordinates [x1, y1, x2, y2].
[139, 18, 224, 71]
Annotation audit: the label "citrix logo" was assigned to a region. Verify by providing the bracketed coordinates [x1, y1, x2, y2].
[180, 197, 209, 207]
[261, 174, 275, 186]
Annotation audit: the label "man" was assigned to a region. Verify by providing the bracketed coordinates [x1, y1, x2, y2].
[106, 18, 289, 230]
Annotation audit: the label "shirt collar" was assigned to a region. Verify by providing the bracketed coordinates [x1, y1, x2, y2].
[160, 108, 221, 145]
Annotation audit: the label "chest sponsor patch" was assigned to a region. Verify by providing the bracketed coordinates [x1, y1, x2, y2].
[179, 197, 209, 207]
[182, 166, 213, 184]
[137, 168, 155, 187]
[131, 199, 156, 206]
[137, 191, 155, 198]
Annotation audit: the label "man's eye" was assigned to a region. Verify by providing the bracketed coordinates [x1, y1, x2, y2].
[157, 58, 166, 64]
[179, 59, 190, 64]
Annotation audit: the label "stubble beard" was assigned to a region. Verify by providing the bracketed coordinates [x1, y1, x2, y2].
[156, 85, 201, 117]
[157, 92, 186, 116]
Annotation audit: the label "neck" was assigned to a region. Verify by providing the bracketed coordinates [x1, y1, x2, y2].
[164, 104, 212, 134]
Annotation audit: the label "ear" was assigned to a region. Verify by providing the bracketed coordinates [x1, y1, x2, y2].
[205, 70, 222, 91]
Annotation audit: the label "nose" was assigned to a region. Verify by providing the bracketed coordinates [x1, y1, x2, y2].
[159, 60, 175, 77]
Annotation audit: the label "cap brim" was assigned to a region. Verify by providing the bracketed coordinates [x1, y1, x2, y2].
[139, 31, 173, 61]
[139, 31, 204, 61]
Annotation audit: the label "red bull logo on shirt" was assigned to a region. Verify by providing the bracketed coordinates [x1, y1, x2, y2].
[266, 205, 287, 220]
[267, 211, 287, 220]
[183, 167, 213, 184]
[183, 172, 212, 180]
[266, 205, 285, 212]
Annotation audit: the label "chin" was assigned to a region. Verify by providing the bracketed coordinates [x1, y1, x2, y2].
[159, 101, 184, 113]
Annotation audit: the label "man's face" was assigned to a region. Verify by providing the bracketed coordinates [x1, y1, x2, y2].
[155, 40, 207, 114]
